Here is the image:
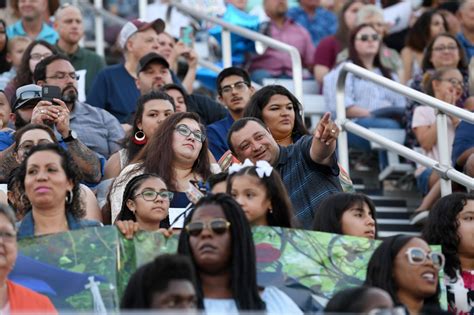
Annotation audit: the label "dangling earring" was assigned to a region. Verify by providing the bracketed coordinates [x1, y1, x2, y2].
[269, 208, 273, 214]
[132, 130, 147, 145]
[65, 190, 73, 205]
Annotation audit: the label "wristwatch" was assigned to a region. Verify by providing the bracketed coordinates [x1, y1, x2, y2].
[62, 130, 78, 143]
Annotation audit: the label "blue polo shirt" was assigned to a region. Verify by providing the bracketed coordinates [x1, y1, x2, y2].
[457, 32, 474, 62]
[207, 113, 234, 161]
[6, 21, 58, 45]
[0, 130, 14, 151]
[452, 120, 474, 167]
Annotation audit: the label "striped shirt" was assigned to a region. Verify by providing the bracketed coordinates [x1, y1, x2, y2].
[276, 135, 342, 228]
[323, 62, 406, 114]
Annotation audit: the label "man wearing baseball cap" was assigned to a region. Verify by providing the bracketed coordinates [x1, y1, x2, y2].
[135, 52, 227, 126]
[86, 18, 165, 126]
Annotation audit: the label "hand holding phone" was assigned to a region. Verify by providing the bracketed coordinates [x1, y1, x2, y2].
[42, 85, 61, 104]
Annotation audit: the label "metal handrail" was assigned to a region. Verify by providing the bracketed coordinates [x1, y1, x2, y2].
[336, 62, 474, 193]
[165, 1, 304, 103]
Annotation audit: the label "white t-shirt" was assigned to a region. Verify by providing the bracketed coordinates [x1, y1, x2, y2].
[204, 286, 303, 315]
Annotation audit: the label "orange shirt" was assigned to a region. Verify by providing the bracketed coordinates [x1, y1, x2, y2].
[7, 280, 58, 314]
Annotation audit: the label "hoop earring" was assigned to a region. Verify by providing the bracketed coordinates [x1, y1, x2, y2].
[65, 190, 73, 205]
[132, 130, 147, 145]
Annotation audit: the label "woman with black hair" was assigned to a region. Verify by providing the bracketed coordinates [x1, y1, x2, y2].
[312, 192, 377, 239]
[422, 193, 474, 315]
[365, 234, 444, 315]
[177, 193, 302, 313]
[115, 174, 173, 236]
[104, 91, 175, 179]
[15, 143, 101, 238]
[161, 83, 188, 113]
[244, 85, 308, 147]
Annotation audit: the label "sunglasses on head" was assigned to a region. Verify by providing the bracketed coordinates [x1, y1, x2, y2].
[356, 34, 380, 42]
[185, 218, 231, 237]
[405, 247, 445, 270]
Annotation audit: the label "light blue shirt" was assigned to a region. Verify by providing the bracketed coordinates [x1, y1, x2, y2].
[6, 20, 59, 45]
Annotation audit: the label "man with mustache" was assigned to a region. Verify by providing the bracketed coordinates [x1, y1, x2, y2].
[32, 54, 124, 160]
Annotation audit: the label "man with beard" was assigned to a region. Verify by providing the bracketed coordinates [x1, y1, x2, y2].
[33, 54, 124, 159]
[206, 67, 255, 160]
[248, 0, 315, 84]
[0, 83, 103, 184]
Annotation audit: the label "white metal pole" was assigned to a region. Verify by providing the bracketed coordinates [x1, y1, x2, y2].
[436, 112, 452, 195]
[139, 0, 147, 20]
[336, 66, 350, 175]
[94, 0, 105, 57]
[221, 29, 232, 68]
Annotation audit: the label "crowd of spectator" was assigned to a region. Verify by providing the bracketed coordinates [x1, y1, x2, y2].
[0, 0, 472, 314]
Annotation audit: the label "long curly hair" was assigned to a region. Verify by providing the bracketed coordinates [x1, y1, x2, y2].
[16, 143, 84, 219]
[422, 192, 474, 279]
[135, 112, 211, 191]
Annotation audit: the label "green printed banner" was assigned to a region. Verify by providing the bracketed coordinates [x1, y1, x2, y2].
[14, 226, 445, 312]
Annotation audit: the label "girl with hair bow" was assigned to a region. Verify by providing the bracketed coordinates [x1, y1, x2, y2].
[227, 159, 298, 228]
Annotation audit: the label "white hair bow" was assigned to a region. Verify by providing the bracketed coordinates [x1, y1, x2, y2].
[255, 160, 273, 178]
[228, 159, 273, 179]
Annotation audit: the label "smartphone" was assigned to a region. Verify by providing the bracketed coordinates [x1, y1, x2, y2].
[42, 85, 61, 104]
[180, 26, 194, 48]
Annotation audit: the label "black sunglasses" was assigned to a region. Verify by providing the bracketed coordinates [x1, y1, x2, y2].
[185, 218, 231, 237]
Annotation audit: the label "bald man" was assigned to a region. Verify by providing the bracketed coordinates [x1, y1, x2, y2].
[54, 4, 106, 94]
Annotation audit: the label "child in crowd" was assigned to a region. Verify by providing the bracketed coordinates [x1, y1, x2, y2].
[206, 172, 228, 194]
[227, 159, 296, 228]
[312, 192, 377, 239]
[121, 253, 198, 310]
[115, 174, 173, 237]
[0, 36, 31, 90]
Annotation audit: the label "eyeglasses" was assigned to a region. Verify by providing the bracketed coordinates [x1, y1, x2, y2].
[185, 218, 231, 237]
[17, 139, 54, 153]
[405, 247, 445, 270]
[46, 72, 80, 81]
[0, 231, 16, 242]
[134, 190, 174, 201]
[356, 34, 380, 42]
[432, 45, 458, 52]
[367, 306, 406, 315]
[175, 124, 206, 143]
[220, 81, 249, 94]
[30, 53, 52, 61]
[440, 77, 464, 88]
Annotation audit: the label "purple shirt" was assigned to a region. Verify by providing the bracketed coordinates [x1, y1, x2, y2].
[249, 19, 315, 77]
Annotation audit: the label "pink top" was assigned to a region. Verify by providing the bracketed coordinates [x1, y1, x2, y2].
[412, 106, 455, 176]
[249, 19, 315, 77]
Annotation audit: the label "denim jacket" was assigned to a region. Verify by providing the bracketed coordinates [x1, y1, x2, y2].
[17, 211, 101, 239]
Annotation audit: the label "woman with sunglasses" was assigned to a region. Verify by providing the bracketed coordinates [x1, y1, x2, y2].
[107, 112, 212, 225]
[323, 23, 406, 170]
[410, 67, 463, 224]
[365, 234, 444, 315]
[177, 193, 302, 313]
[422, 193, 474, 315]
[115, 174, 174, 238]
